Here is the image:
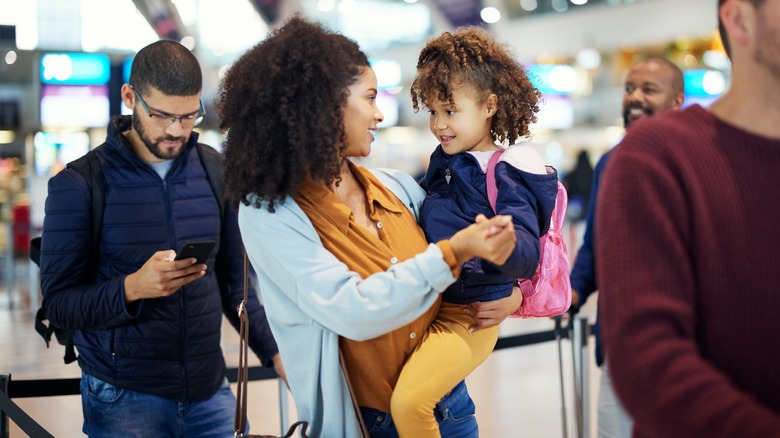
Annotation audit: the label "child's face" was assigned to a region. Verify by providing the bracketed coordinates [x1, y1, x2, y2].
[426, 84, 497, 155]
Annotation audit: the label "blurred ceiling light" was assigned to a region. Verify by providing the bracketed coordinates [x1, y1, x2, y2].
[338, 0, 358, 14]
[180, 35, 196, 51]
[702, 70, 727, 96]
[404, 0, 418, 3]
[5, 50, 17, 65]
[385, 86, 404, 95]
[519, 0, 538, 12]
[549, 65, 577, 93]
[480, 7, 501, 23]
[551, 0, 569, 12]
[703, 50, 730, 70]
[0, 131, 14, 144]
[683, 53, 698, 69]
[571, 0, 588, 4]
[171, 0, 197, 27]
[318, 0, 336, 12]
[575, 48, 600, 69]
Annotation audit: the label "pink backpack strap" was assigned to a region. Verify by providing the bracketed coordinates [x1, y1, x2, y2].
[485, 150, 504, 213]
[551, 179, 568, 230]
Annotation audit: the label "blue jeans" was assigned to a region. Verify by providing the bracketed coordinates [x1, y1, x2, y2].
[361, 380, 478, 437]
[80, 372, 240, 437]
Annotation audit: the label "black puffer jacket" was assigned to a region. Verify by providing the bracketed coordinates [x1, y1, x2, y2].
[41, 116, 278, 401]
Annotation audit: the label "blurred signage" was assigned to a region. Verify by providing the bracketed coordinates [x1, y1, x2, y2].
[40, 52, 111, 85]
[528, 64, 576, 95]
[40, 84, 110, 128]
[684, 69, 727, 97]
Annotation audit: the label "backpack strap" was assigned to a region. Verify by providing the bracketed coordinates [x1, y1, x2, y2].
[551, 180, 568, 230]
[39, 150, 104, 364]
[485, 150, 504, 213]
[67, 150, 104, 253]
[196, 143, 225, 223]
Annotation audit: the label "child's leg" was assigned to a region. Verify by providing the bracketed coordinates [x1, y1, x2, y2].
[391, 302, 499, 438]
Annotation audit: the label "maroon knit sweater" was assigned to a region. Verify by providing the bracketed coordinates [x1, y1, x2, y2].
[596, 104, 780, 437]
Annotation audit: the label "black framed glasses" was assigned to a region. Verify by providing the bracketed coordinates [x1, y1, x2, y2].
[130, 85, 205, 128]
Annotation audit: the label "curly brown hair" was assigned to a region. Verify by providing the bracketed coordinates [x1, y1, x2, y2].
[410, 26, 541, 146]
[216, 16, 369, 211]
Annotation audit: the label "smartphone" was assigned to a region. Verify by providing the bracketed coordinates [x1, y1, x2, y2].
[174, 240, 216, 264]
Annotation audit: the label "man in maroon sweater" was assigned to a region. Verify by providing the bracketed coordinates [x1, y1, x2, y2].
[595, 0, 780, 437]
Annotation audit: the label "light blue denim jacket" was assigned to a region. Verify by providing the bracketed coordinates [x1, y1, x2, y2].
[239, 168, 458, 437]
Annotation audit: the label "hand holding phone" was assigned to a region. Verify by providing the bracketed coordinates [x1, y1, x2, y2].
[174, 240, 216, 264]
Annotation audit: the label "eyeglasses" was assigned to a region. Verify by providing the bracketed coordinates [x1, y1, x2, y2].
[130, 85, 205, 128]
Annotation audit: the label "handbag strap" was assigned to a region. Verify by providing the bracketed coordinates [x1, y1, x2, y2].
[339, 348, 371, 438]
[485, 150, 504, 213]
[235, 251, 251, 436]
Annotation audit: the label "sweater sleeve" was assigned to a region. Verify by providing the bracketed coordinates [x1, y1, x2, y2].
[596, 135, 780, 437]
[40, 169, 140, 330]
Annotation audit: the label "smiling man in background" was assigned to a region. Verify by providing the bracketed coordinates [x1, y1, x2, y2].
[568, 56, 684, 438]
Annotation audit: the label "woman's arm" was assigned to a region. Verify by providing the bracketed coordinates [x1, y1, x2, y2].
[240, 198, 514, 341]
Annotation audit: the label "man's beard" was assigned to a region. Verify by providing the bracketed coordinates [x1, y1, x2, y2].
[132, 113, 188, 161]
[622, 103, 653, 129]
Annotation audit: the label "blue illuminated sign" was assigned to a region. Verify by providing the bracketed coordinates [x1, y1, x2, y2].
[684, 69, 727, 97]
[40, 52, 111, 85]
[123, 56, 134, 83]
[527, 64, 576, 95]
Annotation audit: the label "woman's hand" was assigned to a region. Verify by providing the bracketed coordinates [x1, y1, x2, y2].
[463, 286, 523, 332]
[449, 214, 516, 265]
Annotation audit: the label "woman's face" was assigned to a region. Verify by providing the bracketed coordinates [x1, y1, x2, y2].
[343, 67, 384, 158]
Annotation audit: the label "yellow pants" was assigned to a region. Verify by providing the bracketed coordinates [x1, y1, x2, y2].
[391, 302, 499, 438]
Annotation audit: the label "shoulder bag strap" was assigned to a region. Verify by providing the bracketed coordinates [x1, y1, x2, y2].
[339, 348, 371, 438]
[235, 252, 251, 436]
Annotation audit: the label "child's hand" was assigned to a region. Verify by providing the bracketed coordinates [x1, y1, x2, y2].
[463, 286, 523, 332]
[475, 213, 512, 238]
[449, 215, 516, 265]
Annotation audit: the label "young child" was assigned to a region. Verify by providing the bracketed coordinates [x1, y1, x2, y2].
[390, 27, 560, 437]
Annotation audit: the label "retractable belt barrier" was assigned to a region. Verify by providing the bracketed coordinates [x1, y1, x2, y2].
[1, 318, 593, 438]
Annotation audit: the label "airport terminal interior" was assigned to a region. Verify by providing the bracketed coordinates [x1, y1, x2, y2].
[1, 0, 722, 436]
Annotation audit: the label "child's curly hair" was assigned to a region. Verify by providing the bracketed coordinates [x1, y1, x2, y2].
[216, 16, 369, 211]
[411, 26, 541, 146]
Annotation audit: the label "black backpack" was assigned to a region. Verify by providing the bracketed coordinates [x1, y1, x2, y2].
[30, 143, 225, 364]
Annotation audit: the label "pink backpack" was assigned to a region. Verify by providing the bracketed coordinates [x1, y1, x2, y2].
[486, 150, 572, 318]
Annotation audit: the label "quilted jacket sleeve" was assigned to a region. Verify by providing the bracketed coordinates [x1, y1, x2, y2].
[40, 168, 140, 330]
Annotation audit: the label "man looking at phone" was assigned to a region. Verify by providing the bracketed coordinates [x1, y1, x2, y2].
[39, 40, 282, 437]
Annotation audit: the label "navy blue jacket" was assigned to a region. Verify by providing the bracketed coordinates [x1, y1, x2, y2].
[40, 116, 278, 401]
[419, 145, 559, 303]
[569, 150, 611, 365]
